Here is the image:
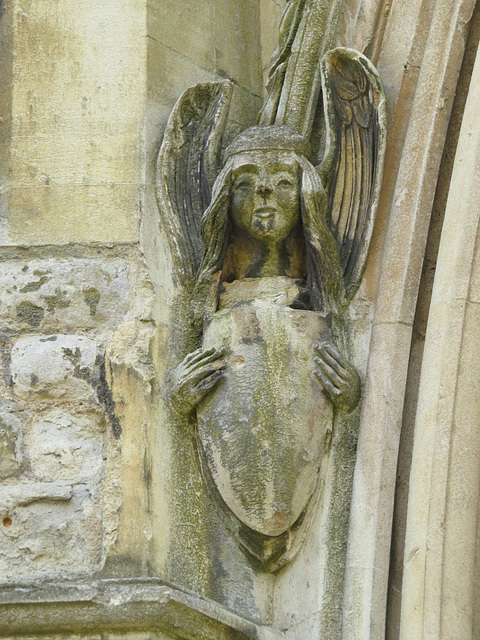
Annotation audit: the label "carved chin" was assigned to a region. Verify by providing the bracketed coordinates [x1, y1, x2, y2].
[253, 215, 276, 234]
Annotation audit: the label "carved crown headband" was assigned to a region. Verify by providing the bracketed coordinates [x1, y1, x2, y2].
[223, 125, 312, 162]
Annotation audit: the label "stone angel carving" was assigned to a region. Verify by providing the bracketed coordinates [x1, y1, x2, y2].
[156, 32, 386, 571]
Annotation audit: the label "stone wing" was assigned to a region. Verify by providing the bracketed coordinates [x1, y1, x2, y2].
[319, 48, 387, 302]
[156, 81, 233, 292]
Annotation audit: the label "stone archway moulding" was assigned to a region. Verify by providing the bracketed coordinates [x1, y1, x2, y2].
[400, 35, 480, 640]
[340, 0, 477, 637]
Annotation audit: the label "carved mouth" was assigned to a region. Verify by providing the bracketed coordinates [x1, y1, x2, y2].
[254, 209, 276, 219]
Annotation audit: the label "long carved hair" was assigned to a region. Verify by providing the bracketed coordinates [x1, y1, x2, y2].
[194, 152, 344, 321]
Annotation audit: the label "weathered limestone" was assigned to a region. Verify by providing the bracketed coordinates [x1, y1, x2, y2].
[386, 7, 480, 636]
[0, 258, 130, 332]
[1, 0, 145, 245]
[260, 1, 285, 86]
[26, 409, 104, 482]
[0, 482, 103, 583]
[198, 300, 333, 559]
[11, 335, 99, 401]
[0, 0, 154, 590]
[0, 248, 152, 594]
[142, 2, 278, 627]
[0, 1, 331, 637]
[0, 412, 22, 479]
[0, 579, 282, 640]
[342, 0, 477, 637]
[2, 0, 480, 638]
[1, 0, 272, 626]
[400, 34, 480, 640]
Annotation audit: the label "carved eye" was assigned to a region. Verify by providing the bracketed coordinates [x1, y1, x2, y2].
[277, 178, 294, 188]
[234, 178, 253, 191]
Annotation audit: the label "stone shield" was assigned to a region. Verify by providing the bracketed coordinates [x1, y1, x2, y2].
[197, 299, 333, 538]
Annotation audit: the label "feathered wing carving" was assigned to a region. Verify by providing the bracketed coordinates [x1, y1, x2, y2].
[156, 81, 233, 291]
[319, 48, 387, 303]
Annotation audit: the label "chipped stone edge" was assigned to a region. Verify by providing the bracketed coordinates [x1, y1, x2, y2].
[0, 578, 284, 640]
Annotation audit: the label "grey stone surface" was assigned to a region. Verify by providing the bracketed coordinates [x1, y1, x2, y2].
[0, 259, 130, 333]
[25, 409, 104, 483]
[0, 411, 22, 480]
[0, 484, 103, 583]
[0, 579, 283, 639]
[197, 298, 333, 570]
[11, 335, 99, 402]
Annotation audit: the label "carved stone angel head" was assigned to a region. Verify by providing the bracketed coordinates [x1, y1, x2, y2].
[157, 48, 387, 323]
[196, 125, 342, 315]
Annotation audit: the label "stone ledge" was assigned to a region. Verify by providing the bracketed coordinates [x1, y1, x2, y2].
[0, 578, 283, 640]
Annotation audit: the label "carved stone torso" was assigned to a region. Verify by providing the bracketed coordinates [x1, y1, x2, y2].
[197, 278, 332, 538]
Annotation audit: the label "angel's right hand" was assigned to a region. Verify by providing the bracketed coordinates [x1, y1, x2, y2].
[170, 347, 226, 417]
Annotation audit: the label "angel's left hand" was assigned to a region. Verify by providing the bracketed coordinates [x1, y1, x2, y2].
[313, 342, 361, 413]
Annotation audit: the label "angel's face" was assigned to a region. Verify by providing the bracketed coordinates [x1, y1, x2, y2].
[229, 151, 301, 244]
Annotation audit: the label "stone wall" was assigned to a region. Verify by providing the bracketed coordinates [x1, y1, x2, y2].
[0, 0, 150, 586]
[2, 0, 480, 639]
[0, 245, 153, 583]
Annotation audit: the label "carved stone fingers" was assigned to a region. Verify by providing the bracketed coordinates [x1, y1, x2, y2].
[196, 369, 226, 392]
[313, 342, 361, 412]
[171, 348, 226, 416]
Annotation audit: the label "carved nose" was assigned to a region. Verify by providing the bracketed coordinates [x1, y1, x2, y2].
[256, 184, 272, 197]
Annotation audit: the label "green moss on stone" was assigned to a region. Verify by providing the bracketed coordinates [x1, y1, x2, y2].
[83, 287, 101, 316]
[20, 275, 50, 292]
[44, 289, 71, 313]
[16, 301, 44, 327]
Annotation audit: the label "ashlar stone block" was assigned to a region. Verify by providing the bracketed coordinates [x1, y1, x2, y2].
[25, 409, 104, 483]
[3, 0, 145, 245]
[11, 335, 99, 402]
[0, 483, 103, 583]
[0, 258, 130, 333]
